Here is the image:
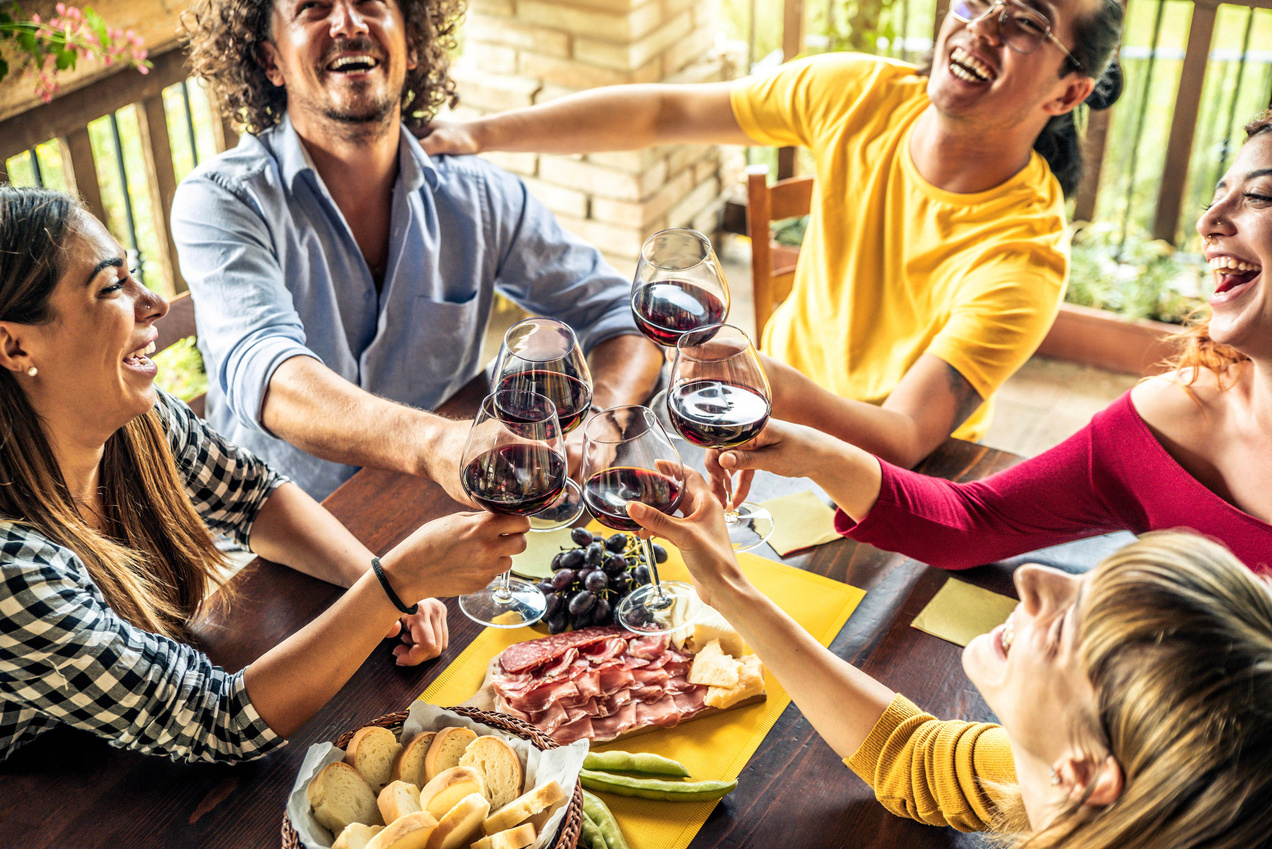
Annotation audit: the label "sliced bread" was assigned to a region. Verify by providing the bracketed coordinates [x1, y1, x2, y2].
[333, 823, 384, 849]
[308, 761, 384, 834]
[378, 779, 423, 824]
[423, 727, 477, 782]
[423, 792, 489, 849]
[392, 731, 437, 786]
[365, 811, 439, 849]
[471, 823, 536, 849]
[419, 766, 487, 820]
[459, 736, 523, 809]
[347, 726, 404, 791]
[482, 781, 565, 836]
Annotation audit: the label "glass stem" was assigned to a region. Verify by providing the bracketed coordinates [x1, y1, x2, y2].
[492, 569, 513, 602]
[722, 469, 739, 525]
[641, 537, 666, 602]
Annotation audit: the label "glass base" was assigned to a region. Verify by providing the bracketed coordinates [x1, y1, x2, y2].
[528, 477, 585, 532]
[460, 577, 547, 628]
[726, 502, 774, 553]
[615, 580, 698, 634]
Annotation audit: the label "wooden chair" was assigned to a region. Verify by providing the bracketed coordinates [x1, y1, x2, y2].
[745, 164, 814, 340]
[153, 291, 206, 418]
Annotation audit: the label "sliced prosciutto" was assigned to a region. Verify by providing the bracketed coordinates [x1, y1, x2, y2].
[491, 626, 715, 744]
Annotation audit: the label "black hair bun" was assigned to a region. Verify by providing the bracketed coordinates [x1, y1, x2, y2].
[1086, 59, 1123, 111]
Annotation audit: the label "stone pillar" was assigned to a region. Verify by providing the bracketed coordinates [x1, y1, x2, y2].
[448, 0, 737, 273]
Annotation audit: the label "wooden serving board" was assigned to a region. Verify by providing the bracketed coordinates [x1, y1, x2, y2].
[460, 655, 767, 744]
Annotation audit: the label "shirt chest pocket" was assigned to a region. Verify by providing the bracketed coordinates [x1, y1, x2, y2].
[396, 291, 488, 406]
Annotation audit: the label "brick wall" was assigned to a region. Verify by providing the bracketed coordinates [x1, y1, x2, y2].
[446, 0, 739, 275]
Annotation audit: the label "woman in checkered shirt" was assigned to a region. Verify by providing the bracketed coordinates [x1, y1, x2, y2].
[0, 186, 529, 762]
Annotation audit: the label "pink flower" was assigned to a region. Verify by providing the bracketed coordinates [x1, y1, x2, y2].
[55, 3, 67, 15]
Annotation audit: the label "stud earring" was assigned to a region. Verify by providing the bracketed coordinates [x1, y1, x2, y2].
[1050, 768, 1061, 786]
[26, 366, 37, 377]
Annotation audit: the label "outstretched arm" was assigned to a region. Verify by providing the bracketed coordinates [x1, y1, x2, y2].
[625, 469, 895, 759]
[421, 83, 752, 156]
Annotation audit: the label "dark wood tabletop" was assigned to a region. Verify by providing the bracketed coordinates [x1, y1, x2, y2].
[0, 377, 1026, 849]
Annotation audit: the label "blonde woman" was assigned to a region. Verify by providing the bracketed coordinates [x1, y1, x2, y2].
[710, 113, 1272, 575]
[631, 476, 1272, 846]
[0, 186, 527, 762]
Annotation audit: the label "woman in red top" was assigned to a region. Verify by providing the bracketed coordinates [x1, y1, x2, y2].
[712, 113, 1272, 574]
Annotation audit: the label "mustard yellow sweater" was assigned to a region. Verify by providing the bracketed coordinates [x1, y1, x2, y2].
[845, 694, 1017, 832]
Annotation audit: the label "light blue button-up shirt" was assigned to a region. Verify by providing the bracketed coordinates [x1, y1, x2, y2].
[171, 116, 638, 500]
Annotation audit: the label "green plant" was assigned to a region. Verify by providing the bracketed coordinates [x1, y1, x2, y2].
[152, 336, 208, 403]
[0, 2, 150, 102]
[1067, 223, 1203, 325]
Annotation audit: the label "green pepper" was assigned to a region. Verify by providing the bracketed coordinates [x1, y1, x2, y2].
[582, 790, 630, 849]
[579, 809, 609, 849]
[579, 768, 738, 802]
[583, 750, 691, 778]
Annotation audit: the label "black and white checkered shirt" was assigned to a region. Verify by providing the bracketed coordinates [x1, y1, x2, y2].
[0, 390, 288, 763]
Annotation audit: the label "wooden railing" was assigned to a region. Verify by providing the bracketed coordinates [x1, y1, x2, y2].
[0, 45, 237, 294]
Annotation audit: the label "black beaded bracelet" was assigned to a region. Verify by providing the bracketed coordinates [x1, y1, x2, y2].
[371, 556, 418, 615]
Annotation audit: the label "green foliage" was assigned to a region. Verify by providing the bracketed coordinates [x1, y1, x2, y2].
[1067, 224, 1203, 325]
[152, 337, 208, 403]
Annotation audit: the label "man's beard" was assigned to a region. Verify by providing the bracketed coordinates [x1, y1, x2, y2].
[323, 88, 399, 125]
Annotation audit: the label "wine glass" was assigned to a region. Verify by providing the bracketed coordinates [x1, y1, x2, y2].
[630, 228, 731, 434]
[493, 317, 593, 530]
[458, 390, 568, 627]
[669, 323, 775, 552]
[580, 406, 696, 634]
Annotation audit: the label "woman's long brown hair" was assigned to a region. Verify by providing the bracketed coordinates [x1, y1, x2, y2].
[0, 186, 228, 640]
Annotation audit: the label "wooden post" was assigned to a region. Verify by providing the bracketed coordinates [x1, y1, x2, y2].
[778, 0, 805, 180]
[137, 96, 185, 294]
[1073, 107, 1112, 223]
[1153, 0, 1218, 245]
[62, 127, 108, 225]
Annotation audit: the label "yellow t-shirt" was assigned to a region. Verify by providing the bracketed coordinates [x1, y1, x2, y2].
[846, 693, 1017, 832]
[731, 54, 1068, 441]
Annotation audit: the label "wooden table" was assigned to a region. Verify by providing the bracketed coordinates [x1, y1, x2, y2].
[0, 378, 1024, 849]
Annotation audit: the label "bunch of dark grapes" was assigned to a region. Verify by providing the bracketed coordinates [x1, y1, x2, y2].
[535, 527, 669, 634]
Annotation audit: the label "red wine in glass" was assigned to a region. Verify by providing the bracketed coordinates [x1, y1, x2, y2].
[582, 466, 684, 533]
[666, 379, 771, 449]
[631, 280, 729, 347]
[462, 443, 567, 516]
[496, 369, 592, 434]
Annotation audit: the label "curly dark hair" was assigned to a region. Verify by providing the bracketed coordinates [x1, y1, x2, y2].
[181, 0, 464, 136]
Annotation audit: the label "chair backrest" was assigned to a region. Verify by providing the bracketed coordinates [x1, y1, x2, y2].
[154, 291, 206, 418]
[745, 164, 814, 340]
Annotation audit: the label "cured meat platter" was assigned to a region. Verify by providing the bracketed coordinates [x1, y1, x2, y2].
[462, 626, 765, 746]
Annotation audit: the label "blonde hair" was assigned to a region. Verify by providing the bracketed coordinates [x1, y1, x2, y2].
[995, 532, 1272, 849]
[0, 186, 229, 640]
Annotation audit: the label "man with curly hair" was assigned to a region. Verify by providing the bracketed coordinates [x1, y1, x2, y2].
[171, 0, 662, 504]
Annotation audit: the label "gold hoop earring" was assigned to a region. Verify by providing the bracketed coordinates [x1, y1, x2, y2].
[26, 366, 37, 377]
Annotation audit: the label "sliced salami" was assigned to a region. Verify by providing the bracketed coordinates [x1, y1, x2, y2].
[498, 625, 620, 674]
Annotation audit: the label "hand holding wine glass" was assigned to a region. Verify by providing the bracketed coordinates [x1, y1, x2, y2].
[458, 390, 568, 627]
[581, 406, 695, 634]
[668, 324, 775, 551]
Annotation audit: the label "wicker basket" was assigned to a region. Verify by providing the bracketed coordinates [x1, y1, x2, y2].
[281, 705, 583, 849]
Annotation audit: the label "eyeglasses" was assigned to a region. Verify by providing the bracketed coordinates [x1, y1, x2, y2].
[950, 0, 1083, 73]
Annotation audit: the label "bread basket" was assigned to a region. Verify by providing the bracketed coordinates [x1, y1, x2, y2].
[281, 705, 583, 849]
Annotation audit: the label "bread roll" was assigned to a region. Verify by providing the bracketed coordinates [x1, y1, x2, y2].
[459, 736, 523, 809]
[365, 811, 439, 849]
[482, 780, 565, 836]
[424, 727, 477, 782]
[333, 822, 384, 849]
[424, 792, 489, 849]
[419, 766, 487, 820]
[392, 731, 437, 786]
[378, 779, 423, 824]
[347, 726, 404, 791]
[308, 761, 384, 835]
[470, 823, 535, 849]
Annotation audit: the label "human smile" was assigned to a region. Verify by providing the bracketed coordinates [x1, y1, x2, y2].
[123, 339, 158, 377]
[325, 53, 381, 74]
[1207, 254, 1262, 306]
[949, 46, 997, 84]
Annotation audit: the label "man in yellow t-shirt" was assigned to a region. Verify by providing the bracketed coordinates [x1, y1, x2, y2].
[421, 0, 1124, 467]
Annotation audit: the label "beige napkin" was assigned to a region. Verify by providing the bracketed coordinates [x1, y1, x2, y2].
[757, 490, 842, 556]
[911, 577, 1018, 647]
[508, 526, 575, 580]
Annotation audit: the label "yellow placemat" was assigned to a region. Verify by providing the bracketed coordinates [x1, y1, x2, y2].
[910, 577, 1018, 647]
[420, 531, 865, 849]
[757, 491, 841, 556]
